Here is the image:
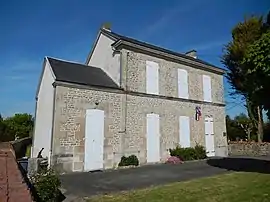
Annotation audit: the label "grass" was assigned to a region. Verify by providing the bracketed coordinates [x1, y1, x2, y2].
[88, 172, 270, 202]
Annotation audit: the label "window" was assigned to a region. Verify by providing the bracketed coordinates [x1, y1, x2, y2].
[146, 61, 159, 95]
[177, 69, 189, 99]
[203, 75, 212, 102]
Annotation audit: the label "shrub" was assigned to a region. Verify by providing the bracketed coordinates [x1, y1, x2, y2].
[165, 156, 183, 164]
[169, 145, 207, 161]
[194, 144, 207, 159]
[30, 168, 61, 202]
[118, 155, 139, 167]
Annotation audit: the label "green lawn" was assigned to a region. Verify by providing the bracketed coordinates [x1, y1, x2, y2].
[88, 172, 270, 202]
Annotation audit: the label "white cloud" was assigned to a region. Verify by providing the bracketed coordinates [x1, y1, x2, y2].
[137, 0, 206, 40]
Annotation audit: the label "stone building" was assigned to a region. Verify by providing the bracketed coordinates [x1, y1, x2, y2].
[32, 27, 227, 173]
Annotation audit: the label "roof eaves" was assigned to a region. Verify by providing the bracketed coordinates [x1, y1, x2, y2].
[100, 28, 120, 40]
[53, 79, 122, 91]
[112, 39, 226, 75]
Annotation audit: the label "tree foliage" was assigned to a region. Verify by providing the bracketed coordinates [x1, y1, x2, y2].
[226, 114, 253, 141]
[0, 113, 34, 142]
[243, 31, 270, 117]
[226, 113, 270, 141]
[221, 16, 264, 97]
[222, 13, 270, 142]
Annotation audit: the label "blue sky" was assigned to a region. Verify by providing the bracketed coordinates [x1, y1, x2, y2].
[0, 0, 269, 118]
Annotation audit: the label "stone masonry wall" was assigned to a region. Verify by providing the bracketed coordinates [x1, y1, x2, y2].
[229, 141, 270, 156]
[124, 95, 227, 163]
[121, 50, 224, 104]
[52, 86, 124, 172]
[52, 85, 227, 173]
[0, 142, 33, 202]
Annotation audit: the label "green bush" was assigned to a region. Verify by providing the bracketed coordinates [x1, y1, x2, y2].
[118, 155, 139, 167]
[169, 145, 207, 161]
[30, 168, 61, 202]
[194, 144, 207, 159]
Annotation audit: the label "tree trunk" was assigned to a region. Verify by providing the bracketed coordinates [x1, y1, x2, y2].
[246, 98, 258, 130]
[257, 105, 264, 142]
[247, 131, 251, 140]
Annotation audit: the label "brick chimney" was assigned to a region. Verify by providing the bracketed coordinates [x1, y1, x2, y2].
[185, 50, 197, 59]
[102, 22, 112, 32]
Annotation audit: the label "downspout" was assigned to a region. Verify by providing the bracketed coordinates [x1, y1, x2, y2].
[124, 52, 130, 132]
[119, 51, 123, 88]
[49, 84, 57, 167]
[118, 50, 129, 133]
[120, 51, 129, 133]
[31, 96, 38, 158]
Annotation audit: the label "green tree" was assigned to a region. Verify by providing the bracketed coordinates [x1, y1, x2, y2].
[243, 31, 270, 120]
[0, 114, 6, 141]
[226, 115, 246, 141]
[4, 113, 34, 140]
[221, 15, 264, 142]
[234, 113, 254, 140]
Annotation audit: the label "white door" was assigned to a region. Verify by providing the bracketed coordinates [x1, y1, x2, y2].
[146, 113, 160, 163]
[204, 117, 215, 157]
[179, 116, 191, 148]
[84, 109, 104, 171]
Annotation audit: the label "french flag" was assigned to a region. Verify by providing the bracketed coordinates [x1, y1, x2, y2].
[195, 106, 201, 121]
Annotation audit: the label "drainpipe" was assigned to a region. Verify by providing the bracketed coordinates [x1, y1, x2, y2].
[119, 51, 123, 88]
[49, 84, 57, 168]
[123, 51, 130, 133]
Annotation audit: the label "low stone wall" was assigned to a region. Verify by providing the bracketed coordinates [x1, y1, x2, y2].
[0, 142, 33, 202]
[228, 141, 270, 156]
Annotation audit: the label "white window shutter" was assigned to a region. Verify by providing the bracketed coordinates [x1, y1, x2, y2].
[146, 61, 159, 95]
[179, 116, 191, 148]
[178, 69, 189, 99]
[203, 75, 212, 102]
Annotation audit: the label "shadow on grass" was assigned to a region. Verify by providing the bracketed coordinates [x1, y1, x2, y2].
[207, 157, 270, 174]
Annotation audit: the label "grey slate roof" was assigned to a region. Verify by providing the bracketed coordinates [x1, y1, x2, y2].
[47, 57, 120, 89]
[101, 29, 223, 71]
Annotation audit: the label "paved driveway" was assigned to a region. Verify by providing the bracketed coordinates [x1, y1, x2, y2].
[60, 158, 230, 198]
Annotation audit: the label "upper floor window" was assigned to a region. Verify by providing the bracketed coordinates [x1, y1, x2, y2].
[146, 61, 159, 95]
[203, 75, 212, 102]
[177, 69, 189, 99]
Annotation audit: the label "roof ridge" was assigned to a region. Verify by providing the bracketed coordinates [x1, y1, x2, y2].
[101, 29, 225, 73]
